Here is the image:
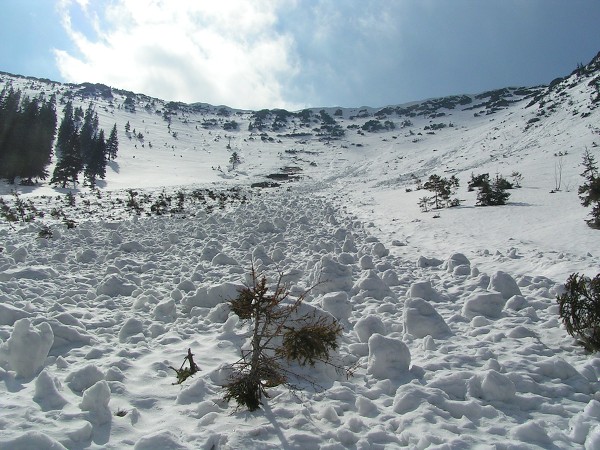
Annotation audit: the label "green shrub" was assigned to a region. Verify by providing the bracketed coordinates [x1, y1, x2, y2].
[224, 268, 347, 411]
[557, 273, 600, 351]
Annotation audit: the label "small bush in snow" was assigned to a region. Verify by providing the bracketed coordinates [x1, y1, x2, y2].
[511, 171, 524, 188]
[169, 348, 200, 384]
[224, 267, 346, 411]
[557, 272, 600, 351]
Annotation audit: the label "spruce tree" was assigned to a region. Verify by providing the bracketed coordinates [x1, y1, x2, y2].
[476, 174, 511, 206]
[106, 123, 119, 160]
[0, 85, 22, 182]
[423, 174, 459, 209]
[578, 148, 600, 228]
[51, 132, 82, 188]
[79, 103, 99, 168]
[84, 129, 107, 188]
[52, 101, 82, 188]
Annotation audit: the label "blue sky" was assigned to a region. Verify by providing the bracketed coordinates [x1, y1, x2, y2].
[1, 0, 599, 110]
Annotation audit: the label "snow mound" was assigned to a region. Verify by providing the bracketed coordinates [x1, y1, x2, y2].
[408, 280, 442, 302]
[1, 318, 53, 378]
[403, 297, 451, 338]
[488, 270, 522, 299]
[320, 291, 352, 321]
[0, 431, 67, 450]
[462, 291, 506, 319]
[367, 333, 411, 379]
[80, 379, 111, 424]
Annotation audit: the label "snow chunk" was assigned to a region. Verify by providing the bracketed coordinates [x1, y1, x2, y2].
[355, 395, 379, 417]
[393, 383, 439, 414]
[372, 242, 389, 257]
[45, 319, 93, 350]
[359, 255, 374, 269]
[153, 299, 176, 321]
[444, 253, 470, 272]
[355, 315, 385, 343]
[310, 255, 353, 294]
[367, 333, 411, 379]
[409, 280, 442, 302]
[0, 431, 67, 450]
[353, 270, 391, 299]
[462, 291, 505, 319]
[80, 380, 111, 424]
[381, 269, 400, 286]
[0, 266, 58, 281]
[569, 399, 600, 444]
[176, 377, 210, 404]
[118, 318, 145, 343]
[0, 303, 31, 326]
[453, 264, 471, 276]
[488, 271, 522, 299]
[182, 282, 244, 310]
[96, 274, 137, 297]
[11, 246, 28, 263]
[76, 249, 98, 263]
[534, 356, 581, 380]
[65, 364, 105, 392]
[510, 420, 551, 446]
[586, 426, 600, 450]
[505, 295, 528, 311]
[469, 369, 516, 402]
[34, 369, 68, 410]
[403, 297, 451, 339]
[2, 318, 53, 378]
[416, 256, 443, 268]
[119, 240, 146, 252]
[211, 252, 239, 265]
[321, 291, 352, 321]
[133, 430, 188, 450]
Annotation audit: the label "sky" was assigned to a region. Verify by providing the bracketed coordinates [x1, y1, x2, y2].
[1, 0, 599, 111]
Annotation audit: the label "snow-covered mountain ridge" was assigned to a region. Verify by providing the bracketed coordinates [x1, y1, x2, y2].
[1, 52, 600, 449]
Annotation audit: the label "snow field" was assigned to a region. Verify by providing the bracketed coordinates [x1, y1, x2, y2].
[0, 188, 599, 449]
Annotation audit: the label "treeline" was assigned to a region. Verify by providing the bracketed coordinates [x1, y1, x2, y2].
[51, 101, 118, 188]
[0, 83, 119, 188]
[0, 85, 57, 184]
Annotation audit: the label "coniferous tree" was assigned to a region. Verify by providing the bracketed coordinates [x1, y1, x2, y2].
[0, 85, 22, 182]
[79, 103, 99, 168]
[106, 123, 119, 160]
[423, 174, 460, 209]
[52, 101, 82, 188]
[476, 174, 511, 206]
[84, 129, 107, 187]
[0, 89, 56, 183]
[578, 148, 600, 228]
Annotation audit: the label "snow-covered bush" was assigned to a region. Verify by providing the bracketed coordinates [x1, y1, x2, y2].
[557, 272, 600, 351]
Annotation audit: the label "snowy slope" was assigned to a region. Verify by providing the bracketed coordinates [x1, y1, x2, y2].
[1, 53, 600, 449]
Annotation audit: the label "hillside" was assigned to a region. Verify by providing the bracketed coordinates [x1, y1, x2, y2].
[0, 52, 600, 449]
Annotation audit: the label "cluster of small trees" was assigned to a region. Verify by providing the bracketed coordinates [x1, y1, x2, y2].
[0, 84, 57, 184]
[468, 173, 513, 206]
[51, 101, 118, 188]
[418, 172, 516, 212]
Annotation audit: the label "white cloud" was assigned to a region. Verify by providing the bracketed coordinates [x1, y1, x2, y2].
[54, 0, 300, 110]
